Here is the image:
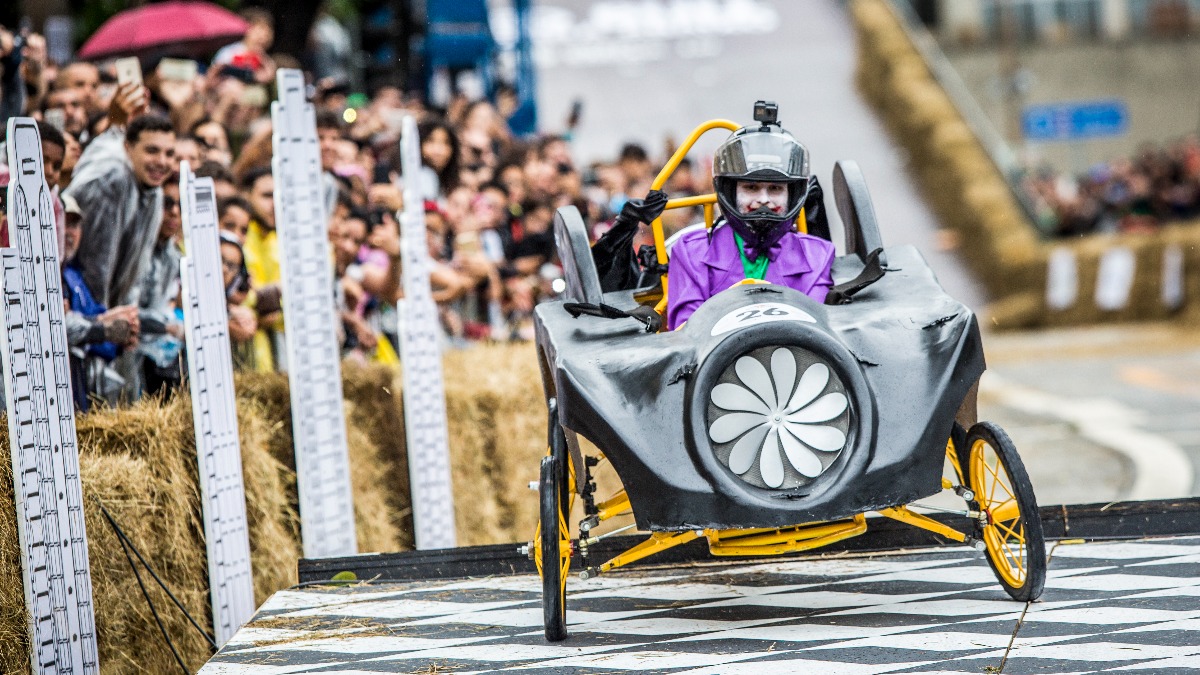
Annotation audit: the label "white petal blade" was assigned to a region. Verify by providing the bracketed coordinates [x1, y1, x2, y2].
[711, 383, 772, 414]
[710, 413, 767, 444]
[787, 363, 829, 413]
[728, 424, 769, 474]
[770, 348, 797, 408]
[780, 427, 824, 477]
[759, 428, 784, 488]
[786, 393, 848, 424]
[735, 356, 775, 409]
[782, 422, 846, 452]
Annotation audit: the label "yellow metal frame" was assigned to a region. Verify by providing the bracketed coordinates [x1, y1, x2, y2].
[578, 437, 975, 575]
[648, 119, 741, 269]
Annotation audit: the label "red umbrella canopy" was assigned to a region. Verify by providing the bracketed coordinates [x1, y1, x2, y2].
[78, 1, 249, 61]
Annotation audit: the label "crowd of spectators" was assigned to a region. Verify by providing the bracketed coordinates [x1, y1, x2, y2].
[1023, 134, 1200, 238]
[0, 11, 696, 411]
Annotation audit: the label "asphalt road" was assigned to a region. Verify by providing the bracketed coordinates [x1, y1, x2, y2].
[981, 323, 1200, 505]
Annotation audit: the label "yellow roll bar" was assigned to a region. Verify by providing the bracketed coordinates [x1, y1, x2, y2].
[649, 119, 740, 267]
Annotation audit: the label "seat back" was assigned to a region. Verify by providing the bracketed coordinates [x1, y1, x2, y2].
[553, 205, 603, 305]
[832, 160, 887, 266]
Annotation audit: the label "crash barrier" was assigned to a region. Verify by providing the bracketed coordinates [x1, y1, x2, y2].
[272, 69, 359, 560]
[3, 119, 99, 674]
[179, 161, 261, 652]
[851, 0, 1200, 328]
[397, 114, 456, 550]
[0, 348, 546, 673]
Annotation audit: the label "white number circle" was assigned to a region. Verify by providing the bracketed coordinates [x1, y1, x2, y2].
[711, 302, 816, 336]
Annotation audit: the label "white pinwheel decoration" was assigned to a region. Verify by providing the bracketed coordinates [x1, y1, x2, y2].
[708, 348, 849, 488]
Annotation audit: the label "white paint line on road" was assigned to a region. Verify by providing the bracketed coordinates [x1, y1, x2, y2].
[980, 372, 1193, 500]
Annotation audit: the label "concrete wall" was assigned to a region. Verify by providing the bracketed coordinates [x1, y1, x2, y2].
[944, 39, 1200, 172]
[853, 0, 1200, 329]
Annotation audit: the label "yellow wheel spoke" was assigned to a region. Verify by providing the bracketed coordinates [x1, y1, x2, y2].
[994, 517, 1025, 544]
[991, 473, 1016, 504]
[1000, 537, 1025, 580]
[985, 454, 1002, 505]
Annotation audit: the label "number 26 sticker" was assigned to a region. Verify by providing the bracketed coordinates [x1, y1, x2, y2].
[711, 302, 816, 336]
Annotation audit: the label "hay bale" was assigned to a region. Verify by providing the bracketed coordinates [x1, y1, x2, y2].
[0, 363, 417, 673]
[0, 395, 302, 673]
[443, 344, 546, 546]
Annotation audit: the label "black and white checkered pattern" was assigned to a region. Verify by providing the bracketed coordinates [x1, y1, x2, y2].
[200, 536, 1200, 674]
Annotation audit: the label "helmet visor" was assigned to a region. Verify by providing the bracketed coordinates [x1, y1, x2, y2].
[713, 131, 810, 181]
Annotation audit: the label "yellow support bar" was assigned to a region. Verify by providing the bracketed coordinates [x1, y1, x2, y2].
[878, 506, 967, 543]
[649, 119, 740, 266]
[706, 515, 867, 556]
[595, 491, 631, 522]
[600, 531, 700, 573]
[665, 194, 718, 210]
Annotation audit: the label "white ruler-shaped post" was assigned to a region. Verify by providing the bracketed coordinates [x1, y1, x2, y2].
[271, 69, 357, 558]
[179, 163, 256, 645]
[398, 116, 456, 549]
[2, 117, 99, 673]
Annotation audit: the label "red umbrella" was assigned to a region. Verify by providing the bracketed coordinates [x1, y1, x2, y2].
[78, 1, 249, 61]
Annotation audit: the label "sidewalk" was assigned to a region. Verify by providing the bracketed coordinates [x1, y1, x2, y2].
[201, 536, 1200, 674]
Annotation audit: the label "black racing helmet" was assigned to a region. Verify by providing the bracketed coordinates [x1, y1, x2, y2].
[712, 101, 811, 236]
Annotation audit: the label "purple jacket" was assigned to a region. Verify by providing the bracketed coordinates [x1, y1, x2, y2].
[667, 224, 836, 330]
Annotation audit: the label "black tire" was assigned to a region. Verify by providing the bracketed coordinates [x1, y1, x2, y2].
[965, 422, 1046, 602]
[539, 455, 568, 641]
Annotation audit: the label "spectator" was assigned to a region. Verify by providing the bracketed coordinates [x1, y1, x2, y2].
[239, 166, 284, 371]
[316, 110, 347, 215]
[417, 118, 460, 198]
[1, 121, 65, 253]
[55, 61, 102, 115]
[195, 160, 238, 201]
[211, 9, 277, 85]
[1029, 135, 1200, 237]
[174, 136, 203, 173]
[220, 231, 258, 370]
[63, 101, 174, 310]
[218, 195, 254, 242]
[44, 85, 88, 137]
[132, 174, 184, 398]
[61, 193, 139, 410]
[190, 117, 232, 166]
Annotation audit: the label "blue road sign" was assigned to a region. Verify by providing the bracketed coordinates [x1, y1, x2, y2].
[1022, 100, 1129, 142]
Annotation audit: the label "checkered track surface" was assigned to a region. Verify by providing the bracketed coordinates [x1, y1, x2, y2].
[200, 537, 1200, 674]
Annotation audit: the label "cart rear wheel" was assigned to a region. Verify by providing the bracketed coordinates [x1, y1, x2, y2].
[966, 422, 1046, 602]
[539, 455, 569, 641]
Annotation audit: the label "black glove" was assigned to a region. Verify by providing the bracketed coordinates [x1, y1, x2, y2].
[593, 190, 669, 293]
[618, 189, 669, 226]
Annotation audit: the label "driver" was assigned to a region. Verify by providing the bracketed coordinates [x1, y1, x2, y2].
[666, 106, 835, 330]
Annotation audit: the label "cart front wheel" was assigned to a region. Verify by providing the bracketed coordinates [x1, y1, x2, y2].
[966, 422, 1046, 602]
[538, 455, 570, 641]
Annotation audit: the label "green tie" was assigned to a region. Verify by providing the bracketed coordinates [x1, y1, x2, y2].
[734, 231, 769, 280]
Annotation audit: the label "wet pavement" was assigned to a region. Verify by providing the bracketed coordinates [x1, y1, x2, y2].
[980, 323, 1200, 506]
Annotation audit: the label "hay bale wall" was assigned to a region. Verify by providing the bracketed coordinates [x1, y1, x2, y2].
[851, 0, 1200, 328]
[0, 344, 549, 673]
